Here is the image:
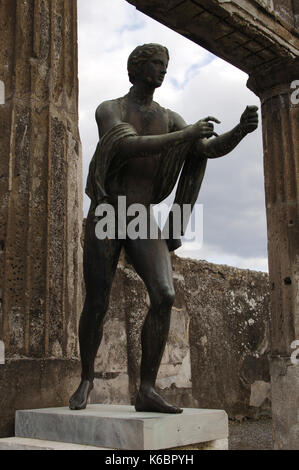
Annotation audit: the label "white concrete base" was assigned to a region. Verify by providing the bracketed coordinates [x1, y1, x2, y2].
[0, 437, 109, 450]
[14, 404, 228, 450]
[0, 436, 228, 450]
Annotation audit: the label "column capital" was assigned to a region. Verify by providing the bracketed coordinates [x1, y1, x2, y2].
[247, 57, 299, 97]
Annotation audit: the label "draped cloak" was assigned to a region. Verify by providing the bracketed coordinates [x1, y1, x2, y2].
[86, 103, 207, 251]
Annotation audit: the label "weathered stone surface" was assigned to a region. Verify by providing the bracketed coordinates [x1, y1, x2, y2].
[272, 0, 296, 29]
[0, 0, 82, 359]
[249, 380, 271, 407]
[15, 404, 228, 450]
[249, 72, 299, 449]
[256, 81, 299, 356]
[126, 0, 299, 74]
[91, 253, 271, 421]
[270, 358, 299, 450]
[0, 358, 80, 438]
[0, 0, 82, 438]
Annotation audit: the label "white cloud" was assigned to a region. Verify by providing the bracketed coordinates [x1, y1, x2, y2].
[177, 243, 268, 273]
[77, 0, 268, 272]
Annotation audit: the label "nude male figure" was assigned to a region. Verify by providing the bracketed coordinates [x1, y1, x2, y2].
[69, 44, 258, 412]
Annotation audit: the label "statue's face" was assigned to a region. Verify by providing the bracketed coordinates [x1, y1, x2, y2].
[140, 52, 168, 88]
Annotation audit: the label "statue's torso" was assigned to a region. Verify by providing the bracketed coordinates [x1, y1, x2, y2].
[107, 95, 171, 206]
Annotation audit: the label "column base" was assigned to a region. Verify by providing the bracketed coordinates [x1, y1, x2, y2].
[0, 358, 81, 438]
[271, 358, 299, 450]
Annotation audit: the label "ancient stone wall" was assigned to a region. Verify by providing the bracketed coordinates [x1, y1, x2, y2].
[90, 252, 271, 421]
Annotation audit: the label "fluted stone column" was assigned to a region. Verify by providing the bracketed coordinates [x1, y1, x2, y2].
[248, 59, 299, 450]
[0, 0, 82, 436]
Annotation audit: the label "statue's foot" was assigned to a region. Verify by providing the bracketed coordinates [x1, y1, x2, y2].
[69, 380, 93, 410]
[135, 388, 183, 414]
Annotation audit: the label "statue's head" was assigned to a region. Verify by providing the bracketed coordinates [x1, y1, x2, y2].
[127, 43, 169, 86]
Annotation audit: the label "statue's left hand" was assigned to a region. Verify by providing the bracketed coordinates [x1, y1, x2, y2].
[240, 105, 259, 134]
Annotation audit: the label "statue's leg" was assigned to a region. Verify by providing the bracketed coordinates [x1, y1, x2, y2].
[69, 212, 122, 410]
[124, 234, 182, 414]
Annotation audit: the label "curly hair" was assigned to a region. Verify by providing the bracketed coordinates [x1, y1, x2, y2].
[127, 43, 169, 84]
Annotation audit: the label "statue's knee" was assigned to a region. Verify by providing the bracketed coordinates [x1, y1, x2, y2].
[165, 289, 175, 309]
[152, 286, 175, 311]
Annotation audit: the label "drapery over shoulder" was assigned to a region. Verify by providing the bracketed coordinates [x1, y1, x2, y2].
[86, 122, 207, 246]
[86, 123, 138, 207]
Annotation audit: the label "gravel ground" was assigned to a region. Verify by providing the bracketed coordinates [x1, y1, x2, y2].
[229, 418, 273, 450]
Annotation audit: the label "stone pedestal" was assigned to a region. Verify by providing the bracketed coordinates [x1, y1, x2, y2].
[10, 405, 229, 450]
[0, 437, 105, 451]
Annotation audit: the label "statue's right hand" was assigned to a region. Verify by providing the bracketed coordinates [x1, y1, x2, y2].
[183, 116, 221, 140]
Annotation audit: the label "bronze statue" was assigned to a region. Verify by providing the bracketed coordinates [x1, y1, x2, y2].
[69, 44, 258, 413]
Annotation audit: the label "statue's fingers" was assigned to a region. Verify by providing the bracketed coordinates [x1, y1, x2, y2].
[199, 124, 213, 133]
[246, 114, 259, 120]
[200, 130, 210, 137]
[244, 105, 259, 114]
[246, 117, 259, 124]
[247, 117, 259, 122]
[247, 110, 259, 117]
[246, 124, 258, 132]
[241, 113, 258, 124]
[248, 105, 259, 111]
[202, 116, 221, 124]
[203, 130, 218, 138]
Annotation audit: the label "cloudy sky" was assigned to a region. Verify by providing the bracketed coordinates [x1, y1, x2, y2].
[77, 0, 268, 272]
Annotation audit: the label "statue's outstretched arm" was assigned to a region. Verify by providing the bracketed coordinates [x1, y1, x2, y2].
[201, 105, 259, 159]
